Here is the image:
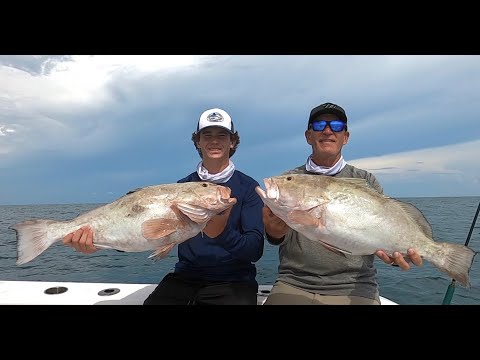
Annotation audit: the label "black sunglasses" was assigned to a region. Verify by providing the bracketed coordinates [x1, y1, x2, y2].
[309, 120, 347, 132]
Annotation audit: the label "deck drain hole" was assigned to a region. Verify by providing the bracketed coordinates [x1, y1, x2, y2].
[98, 288, 120, 296]
[44, 286, 68, 295]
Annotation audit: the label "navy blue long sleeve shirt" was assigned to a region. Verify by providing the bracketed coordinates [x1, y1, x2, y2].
[174, 170, 265, 283]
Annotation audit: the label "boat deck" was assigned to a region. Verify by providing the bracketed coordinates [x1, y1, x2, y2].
[0, 280, 397, 305]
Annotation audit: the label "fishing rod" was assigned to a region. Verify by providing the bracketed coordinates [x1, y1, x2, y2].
[442, 201, 480, 305]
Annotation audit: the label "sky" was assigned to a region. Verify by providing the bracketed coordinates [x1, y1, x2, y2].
[0, 55, 479, 205]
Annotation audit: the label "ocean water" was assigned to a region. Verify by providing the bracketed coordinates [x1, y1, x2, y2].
[1, 196, 479, 305]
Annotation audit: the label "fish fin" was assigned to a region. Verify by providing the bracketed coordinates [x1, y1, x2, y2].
[394, 200, 433, 239]
[92, 244, 114, 250]
[125, 187, 143, 195]
[148, 243, 176, 260]
[175, 202, 210, 224]
[286, 208, 350, 257]
[340, 178, 387, 196]
[319, 241, 351, 257]
[141, 219, 178, 240]
[430, 242, 477, 288]
[339, 178, 371, 186]
[288, 207, 326, 229]
[339, 178, 380, 191]
[9, 219, 60, 265]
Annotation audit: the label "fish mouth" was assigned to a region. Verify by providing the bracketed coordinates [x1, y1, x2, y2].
[256, 178, 279, 201]
[217, 186, 236, 205]
[264, 178, 279, 200]
[257, 177, 299, 209]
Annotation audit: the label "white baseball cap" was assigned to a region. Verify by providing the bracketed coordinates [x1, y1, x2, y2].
[195, 108, 235, 134]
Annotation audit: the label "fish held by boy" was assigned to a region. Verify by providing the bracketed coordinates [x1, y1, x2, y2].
[11, 182, 237, 265]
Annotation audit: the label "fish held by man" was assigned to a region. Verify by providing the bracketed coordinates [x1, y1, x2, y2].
[255, 174, 477, 288]
[10, 182, 237, 265]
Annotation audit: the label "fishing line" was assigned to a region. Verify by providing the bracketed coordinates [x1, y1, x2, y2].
[442, 201, 480, 305]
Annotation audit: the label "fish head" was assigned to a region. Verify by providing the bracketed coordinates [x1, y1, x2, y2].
[191, 182, 237, 212]
[170, 183, 237, 228]
[256, 174, 332, 210]
[256, 175, 308, 210]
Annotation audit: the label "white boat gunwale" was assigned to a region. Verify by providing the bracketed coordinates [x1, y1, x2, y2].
[0, 280, 398, 305]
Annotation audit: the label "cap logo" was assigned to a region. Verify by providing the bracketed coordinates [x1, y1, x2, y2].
[323, 103, 337, 109]
[207, 112, 224, 122]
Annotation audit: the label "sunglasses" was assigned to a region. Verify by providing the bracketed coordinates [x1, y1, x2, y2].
[309, 120, 347, 132]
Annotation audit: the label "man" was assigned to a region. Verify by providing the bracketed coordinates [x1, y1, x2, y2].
[262, 102, 422, 305]
[64, 108, 265, 305]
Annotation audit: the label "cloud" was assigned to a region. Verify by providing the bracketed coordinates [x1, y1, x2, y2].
[0, 55, 74, 75]
[349, 140, 480, 196]
[1, 55, 479, 203]
[350, 140, 480, 176]
[0, 55, 203, 164]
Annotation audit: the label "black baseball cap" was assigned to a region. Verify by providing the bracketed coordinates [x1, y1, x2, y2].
[308, 102, 348, 126]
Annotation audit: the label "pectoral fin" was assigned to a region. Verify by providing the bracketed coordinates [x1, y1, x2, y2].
[148, 243, 176, 260]
[286, 205, 349, 257]
[142, 219, 178, 240]
[287, 205, 326, 229]
[318, 241, 351, 257]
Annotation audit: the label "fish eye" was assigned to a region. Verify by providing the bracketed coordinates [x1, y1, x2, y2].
[286, 176, 292, 181]
[202, 183, 208, 187]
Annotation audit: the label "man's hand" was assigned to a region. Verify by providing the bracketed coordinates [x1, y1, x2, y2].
[202, 206, 233, 238]
[63, 226, 97, 254]
[263, 206, 289, 242]
[375, 248, 423, 270]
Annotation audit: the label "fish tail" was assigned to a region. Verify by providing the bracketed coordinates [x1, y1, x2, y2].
[9, 219, 60, 265]
[431, 242, 477, 288]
